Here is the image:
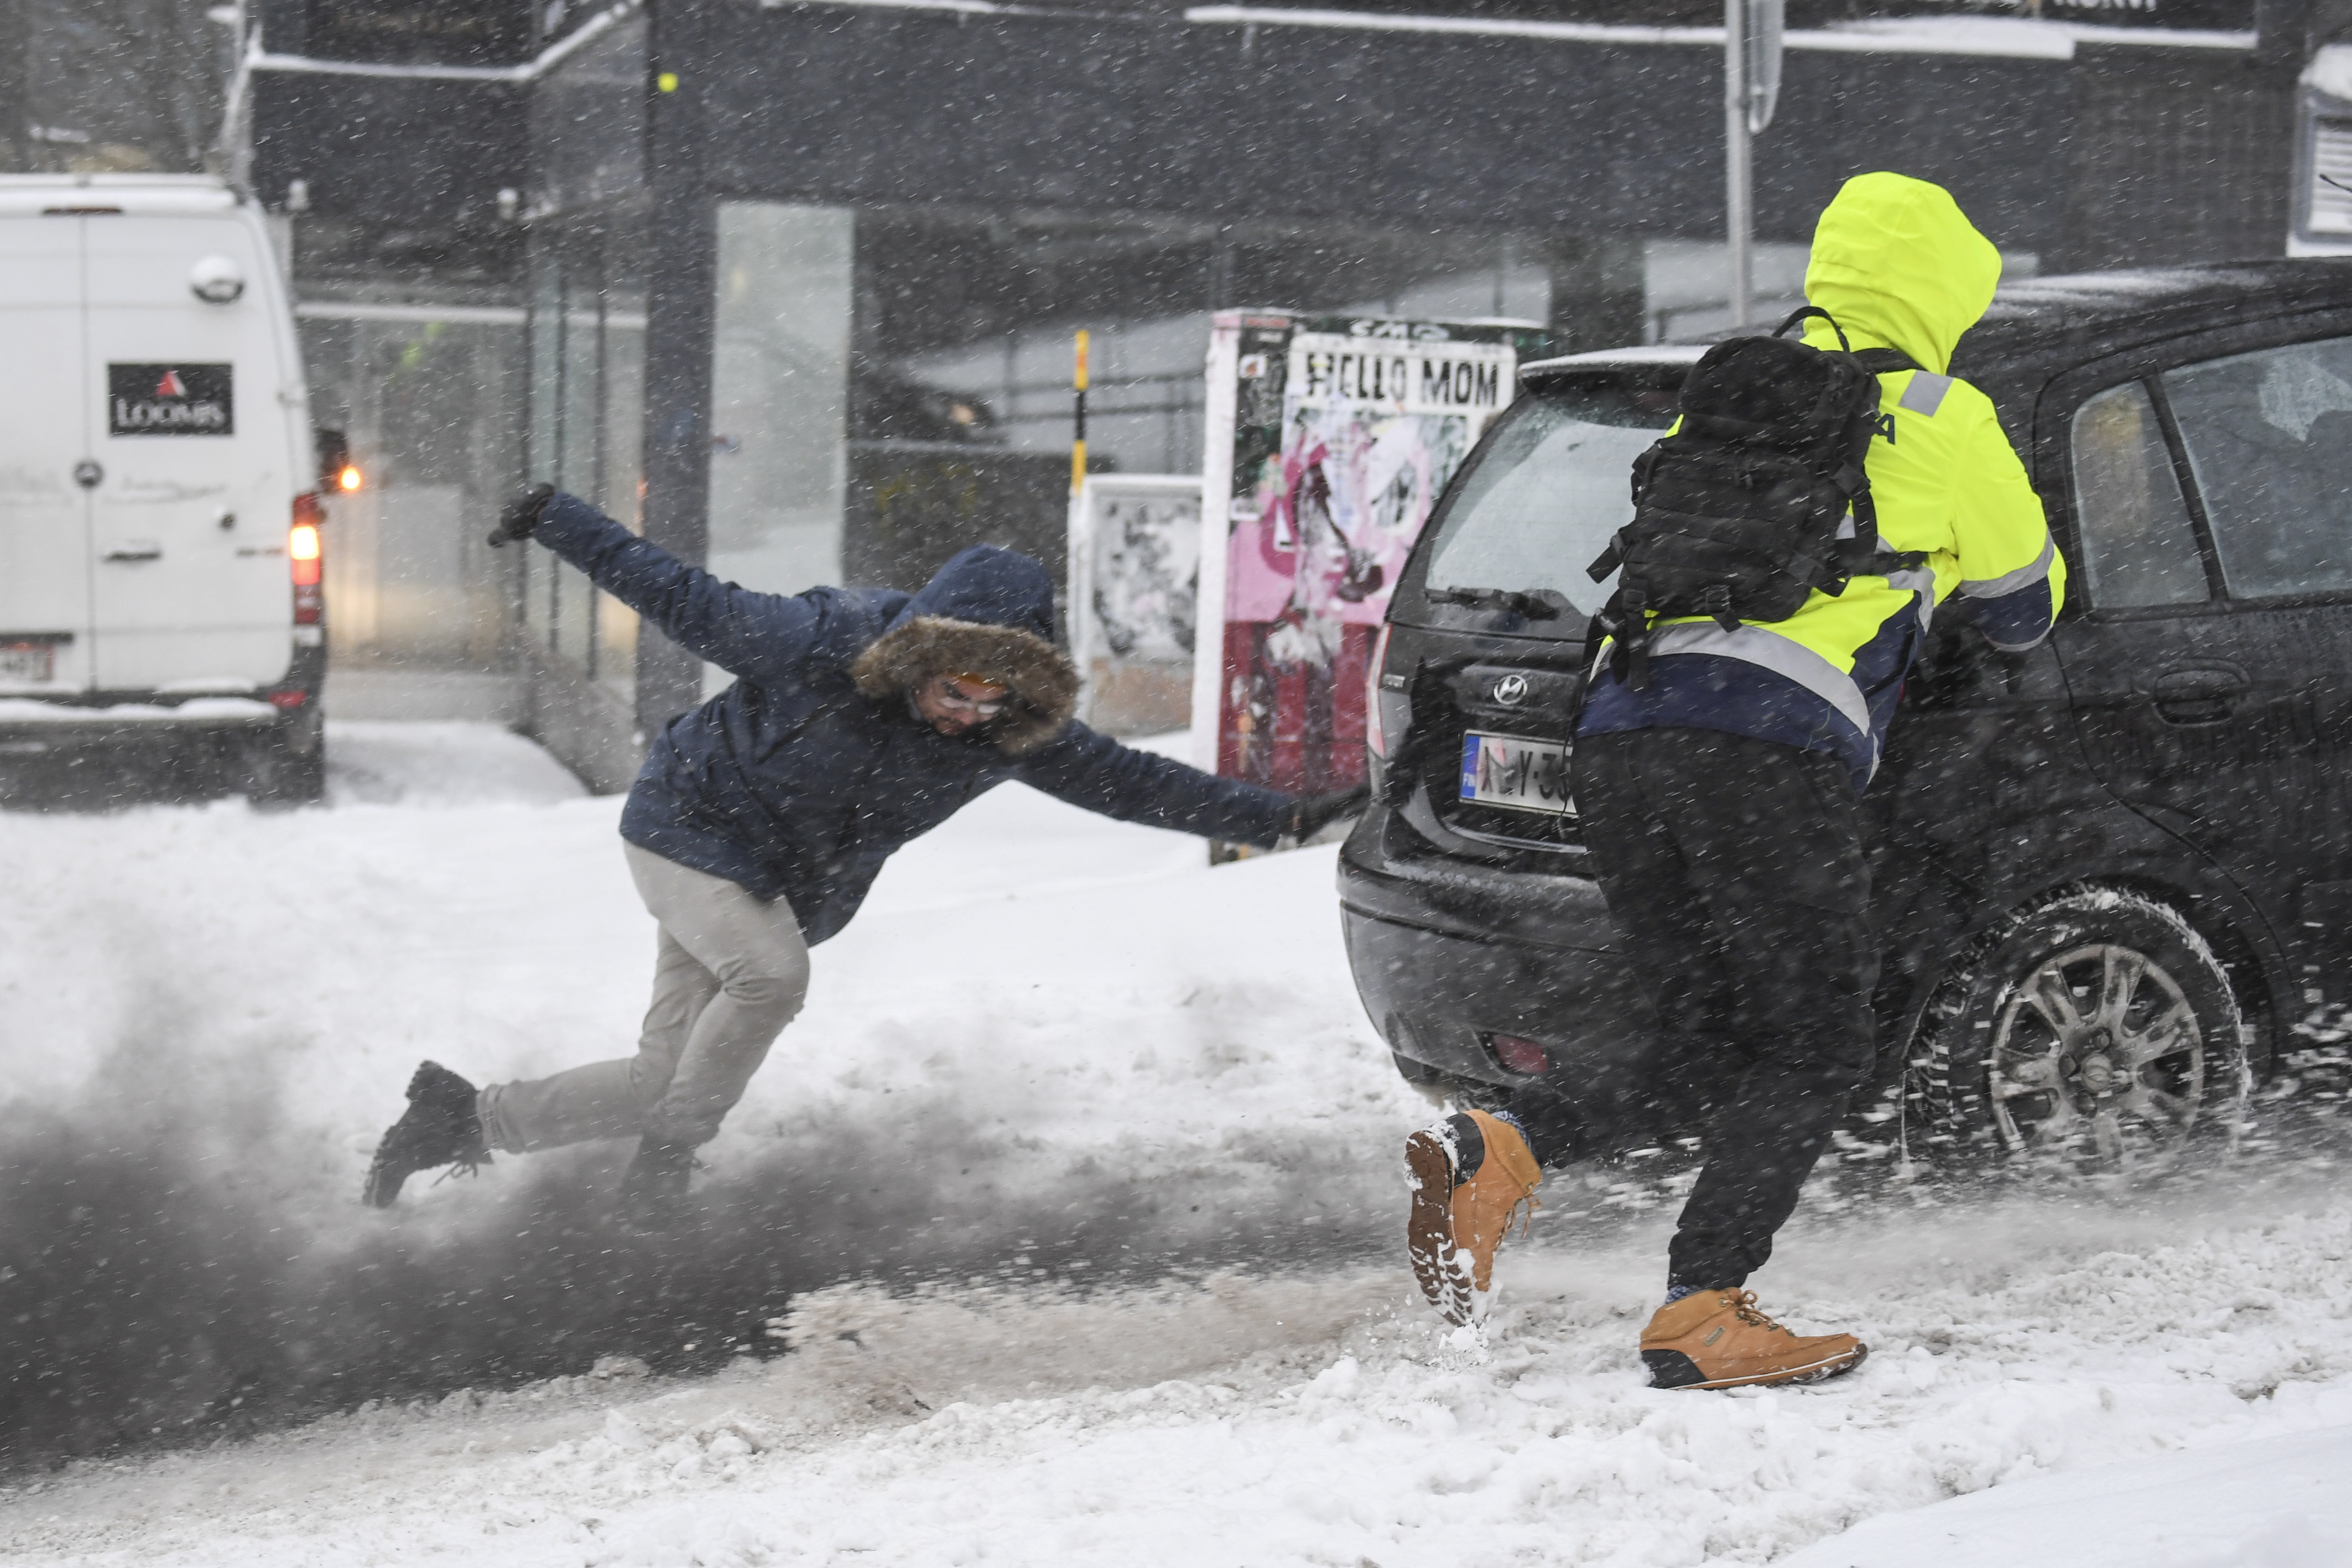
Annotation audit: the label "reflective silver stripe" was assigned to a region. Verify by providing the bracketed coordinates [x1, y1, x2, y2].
[1881, 564, 1939, 634]
[1897, 371, 1952, 415]
[1646, 622, 1873, 741]
[1958, 535, 2057, 598]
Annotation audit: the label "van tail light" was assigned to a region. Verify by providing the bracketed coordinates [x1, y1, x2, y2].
[1366, 622, 1394, 759]
[289, 493, 324, 625]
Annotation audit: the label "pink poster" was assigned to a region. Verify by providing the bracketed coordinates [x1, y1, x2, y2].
[1198, 314, 1542, 795]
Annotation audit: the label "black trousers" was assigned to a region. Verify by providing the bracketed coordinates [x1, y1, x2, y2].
[1565, 728, 1880, 1291]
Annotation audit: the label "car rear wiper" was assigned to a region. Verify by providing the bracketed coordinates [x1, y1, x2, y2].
[1425, 586, 1564, 619]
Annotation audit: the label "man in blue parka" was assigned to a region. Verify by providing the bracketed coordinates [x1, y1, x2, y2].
[365, 486, 1360, 1220]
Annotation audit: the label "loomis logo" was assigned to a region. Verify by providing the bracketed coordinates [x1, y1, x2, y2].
[108, 363, 233, 436]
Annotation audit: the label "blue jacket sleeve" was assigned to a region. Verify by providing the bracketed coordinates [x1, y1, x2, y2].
[532, 493, 903, 684]
[1015, 725, 1292, 848]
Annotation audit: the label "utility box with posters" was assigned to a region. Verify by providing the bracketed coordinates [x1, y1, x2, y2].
[2292, 45, 2352, 257]
[1066, 473, 1201, 736]
[1191, 311, 1547, 808]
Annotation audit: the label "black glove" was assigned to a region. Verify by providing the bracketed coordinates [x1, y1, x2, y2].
[1286, 785, 1371, 842]
[488, 483, 556, 548]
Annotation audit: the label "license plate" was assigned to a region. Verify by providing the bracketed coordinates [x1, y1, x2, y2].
[0, 642, 55, 683]
[1460, 731, 1572, 815]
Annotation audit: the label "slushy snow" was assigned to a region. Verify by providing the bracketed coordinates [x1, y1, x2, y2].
[2, 721, 2349, 1566]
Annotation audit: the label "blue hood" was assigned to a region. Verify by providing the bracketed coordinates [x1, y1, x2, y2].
[893, 545, 1058, 643]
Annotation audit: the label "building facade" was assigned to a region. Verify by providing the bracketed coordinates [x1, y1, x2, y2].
[237, 0, 2310, 787]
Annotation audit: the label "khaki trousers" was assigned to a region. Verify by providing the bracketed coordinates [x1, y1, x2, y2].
[477, 843, 811, 1153]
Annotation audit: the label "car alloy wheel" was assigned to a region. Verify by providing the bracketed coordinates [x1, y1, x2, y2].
[1987, 941, 2205, 1164]
[1913, 885, 2251, 1178]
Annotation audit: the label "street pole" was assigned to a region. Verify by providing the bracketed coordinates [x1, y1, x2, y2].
[1070, 329, 1090, 494]
[1724, 0, 1752, 333]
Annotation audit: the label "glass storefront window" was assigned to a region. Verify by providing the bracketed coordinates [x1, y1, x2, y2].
[707, 204, 855, 602]
[300, 306, 522, 690]
[555, 263, 602, 675]
[524, 252, 563, 657]
[599, 279, 645, 709]
[523, 212, 646, 713]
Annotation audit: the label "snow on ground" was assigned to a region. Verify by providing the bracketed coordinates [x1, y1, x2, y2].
[2, 721, 2351, 1566]
[1777, 1402, 2352, 1567]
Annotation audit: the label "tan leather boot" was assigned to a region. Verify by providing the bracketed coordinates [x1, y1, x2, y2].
[1639, 1288, 1867, 1390]
[1404, 1109, 1541, 1325]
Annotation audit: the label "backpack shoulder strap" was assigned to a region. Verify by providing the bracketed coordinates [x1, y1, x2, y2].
[1766, 309, 1921, 377]
[1853, 347, 1923, 376]
[1771, 305, 1849, 350]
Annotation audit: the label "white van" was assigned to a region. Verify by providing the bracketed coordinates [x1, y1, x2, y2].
[0, 174, 324, 803]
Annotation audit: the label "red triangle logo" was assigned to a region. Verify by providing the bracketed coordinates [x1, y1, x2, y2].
[154, 369, 185, 398]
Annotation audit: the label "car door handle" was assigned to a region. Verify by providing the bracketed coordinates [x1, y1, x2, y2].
[102, 542, 163, 562]
[2152, 667, 2244, 725]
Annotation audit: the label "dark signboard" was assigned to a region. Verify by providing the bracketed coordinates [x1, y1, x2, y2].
[1958, 0, 2252, 25]
[300, 0, 533, 66]
[1340, 0, 2257, 28]
[108, 364, 233, 437]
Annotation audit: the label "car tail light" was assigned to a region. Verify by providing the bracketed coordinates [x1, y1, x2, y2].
[290, 493, 324, 625]
[1366, 622, 1394, 759]
[1486, 1033, 1550, 1075]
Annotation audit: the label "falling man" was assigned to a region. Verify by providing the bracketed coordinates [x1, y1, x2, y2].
[365, 485, 1364, 1225]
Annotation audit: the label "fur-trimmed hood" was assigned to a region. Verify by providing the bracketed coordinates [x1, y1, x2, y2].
[849, 545, 1078, 755]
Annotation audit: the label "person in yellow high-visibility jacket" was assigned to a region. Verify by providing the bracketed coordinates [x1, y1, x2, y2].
[1403, 173, 2064, 1389]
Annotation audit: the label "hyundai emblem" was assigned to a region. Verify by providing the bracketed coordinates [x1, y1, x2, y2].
[1491, 673, 1528, 706]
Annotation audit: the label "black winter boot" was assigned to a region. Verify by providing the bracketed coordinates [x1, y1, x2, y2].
[616, 1137, 701, 1231]
[363, 1061, 491, 1208]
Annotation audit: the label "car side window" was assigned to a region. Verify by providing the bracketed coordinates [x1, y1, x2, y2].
[2070, 381, 2208, 609]
[2164, 336, 2352, 599]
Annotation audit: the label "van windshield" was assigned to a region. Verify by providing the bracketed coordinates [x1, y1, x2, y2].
[1420, 376, 1680, 620]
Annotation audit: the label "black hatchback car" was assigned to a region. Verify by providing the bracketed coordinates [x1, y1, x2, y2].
[1344, 261, 2352, 1170]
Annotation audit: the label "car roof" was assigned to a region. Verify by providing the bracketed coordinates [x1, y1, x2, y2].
[1954, 261, 2352, 399]
[1520, 262, 2352, 395]
[1969, 261, 2352, 350]
[0, 175, 240, 216]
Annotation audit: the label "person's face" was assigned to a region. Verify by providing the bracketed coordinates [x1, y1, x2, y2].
[912, 672, 1012, 736]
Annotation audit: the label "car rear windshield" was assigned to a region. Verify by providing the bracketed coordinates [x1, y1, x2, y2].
[1420, 374, 1680, 621]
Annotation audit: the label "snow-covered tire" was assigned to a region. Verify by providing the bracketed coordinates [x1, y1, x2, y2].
[1910, 885, 2250, 1178]
[245, 726, 325, 808]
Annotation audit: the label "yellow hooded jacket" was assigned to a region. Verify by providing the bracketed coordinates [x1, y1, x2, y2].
[1578, 173, 2065, 788]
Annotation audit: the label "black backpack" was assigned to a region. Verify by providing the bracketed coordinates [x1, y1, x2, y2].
[1585, 306, 1924, 689]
